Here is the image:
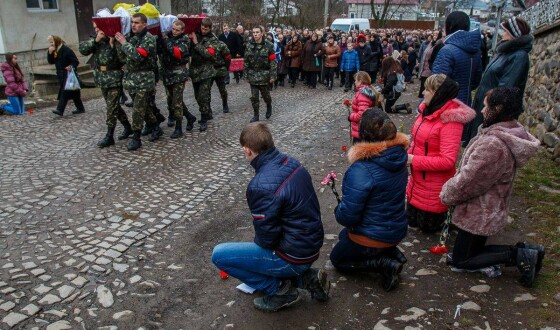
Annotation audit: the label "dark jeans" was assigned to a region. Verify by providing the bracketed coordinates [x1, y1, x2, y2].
[57, 88, 85, 113]
[452, 229, 515, 270]
[343, 71, 356, 90]
[306, 71, 319, 88]
[384, 92, 402, 112]
[288, 67, 299, 84]
[330, 229, 398, 273]
[367, 70, 377, 84]
[325, 67, 336, 86]
[407, 203, 446, 233]
[418, 76, 428, 98]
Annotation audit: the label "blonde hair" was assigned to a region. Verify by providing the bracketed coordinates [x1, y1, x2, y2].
[425, 74, 447, 93]
[354, 71, 371, 85]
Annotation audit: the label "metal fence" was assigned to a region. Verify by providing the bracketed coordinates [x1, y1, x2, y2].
[520, 0, 560, 32]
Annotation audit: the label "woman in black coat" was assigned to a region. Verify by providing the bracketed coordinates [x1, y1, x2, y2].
[355, 34, 377, 83]
[47, 35, 85, 116]
[463, 17, 533, 146]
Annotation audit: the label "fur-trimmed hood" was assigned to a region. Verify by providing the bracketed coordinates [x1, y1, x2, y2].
[358, 85, 377, 101]
[419, 99, 476, 124]
[348, 132, 410, 167]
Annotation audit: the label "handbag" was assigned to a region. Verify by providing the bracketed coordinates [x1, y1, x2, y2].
[64, 67, 81, 91]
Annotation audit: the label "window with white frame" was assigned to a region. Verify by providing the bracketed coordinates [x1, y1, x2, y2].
[26, 0, 58, 10]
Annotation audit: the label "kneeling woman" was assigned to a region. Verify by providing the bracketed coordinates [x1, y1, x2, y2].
[331, 108, 409, 291]
[440, 87, 543, 287]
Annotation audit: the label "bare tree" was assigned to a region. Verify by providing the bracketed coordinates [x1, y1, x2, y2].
[370, 0, 405, 27]
[171, 0, 203, 14]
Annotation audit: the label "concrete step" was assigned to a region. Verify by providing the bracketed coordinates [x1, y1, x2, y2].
[33, 63, 92, 76]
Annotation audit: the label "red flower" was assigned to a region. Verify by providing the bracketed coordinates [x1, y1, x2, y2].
[220, 270, 229, 279]
[342, 145, 347, 152]
[430, 246, 448, 255]
[343, 99, 351, 107]
[321, 171, 337, 186]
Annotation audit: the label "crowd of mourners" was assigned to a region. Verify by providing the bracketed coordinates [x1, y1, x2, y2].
[0, 9, 545, 313]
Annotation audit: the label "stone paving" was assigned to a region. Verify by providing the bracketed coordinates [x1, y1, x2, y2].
[1, 78, 552, 330]
[0, 78, 368, 329]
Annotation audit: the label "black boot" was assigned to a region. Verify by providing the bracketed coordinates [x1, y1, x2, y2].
[516, 242, 545, 275]
[328, 81, 333, 90]
[366, 257, 403, 292]
[141, 125, 152, 136]
[118, 123, 133, 140]
[393, 104, 408, 113]
[167, 114, 176, 127]
[170, 119, 183, 139]
[199, 114, 209, 132]
[97, 127, 115, 148]
[265, 103, 272, 119]
[223, 101, 230, 113]
[253, 280, 300, 312]
[185, 113, 197, 132]
[155, 112, 166, 124]
[516, 247, 538, 287]
[207, 109, 214, 120]
[72, 108, 85, 114]
[52, 109, 63, 116]
[127, 131, 142, 151]
[301, 268, 330, 302]
[120, 92, 128, 105]
[149, 125, 163, 142]
[250, 110, 259, 123]
[279, 79, 284, 87]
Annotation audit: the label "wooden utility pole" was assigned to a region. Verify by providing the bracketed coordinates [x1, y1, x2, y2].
[324, 0, 330, 27]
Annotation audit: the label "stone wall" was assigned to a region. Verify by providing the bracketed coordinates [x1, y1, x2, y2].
[519, 2, 560, 162]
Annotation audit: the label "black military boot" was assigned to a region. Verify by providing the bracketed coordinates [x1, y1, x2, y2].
[265, 103, 272, 119]
[207, 109, 214, 120]
[199, 114, 209, 132]
[127, 131, 142, 151]
[97, 127, 116, 148]
[149, 125, 163, 142]
[170, 119, 183, 139]
[250, 109, 259, 123]
[120, 92, 128, 105]
[141, 125, 152, 136]
[72, 108, 85, 114]
[155, 112, 166, 124]
[118, 122, 133, 140]
[167, 113, 176, 127]
[223, 101, 230, 113]
[301, 268, 330, 302]
[52, 109, 64, 116]
[185, 113, 197, 132]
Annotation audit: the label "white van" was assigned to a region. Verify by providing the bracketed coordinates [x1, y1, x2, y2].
[330, 19, 370, 34]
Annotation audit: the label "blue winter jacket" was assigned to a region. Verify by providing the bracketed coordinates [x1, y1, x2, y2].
[433, 29, 482, 106]
[248, 148, 324, 264]
[335, 133, 410, 244]
[340, 49, 360, 72]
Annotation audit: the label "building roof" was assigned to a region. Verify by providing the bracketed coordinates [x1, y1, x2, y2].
[346, 0, 419, 5]
[446, 0, 490, 10]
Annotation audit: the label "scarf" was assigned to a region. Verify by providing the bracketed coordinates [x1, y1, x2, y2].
[422, 77, 459, 117]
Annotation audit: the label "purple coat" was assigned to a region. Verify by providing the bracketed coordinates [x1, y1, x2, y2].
[1, 62, 27, 97]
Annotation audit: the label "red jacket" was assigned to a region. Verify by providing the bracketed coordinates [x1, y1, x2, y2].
[349, 85, 376, 139]
[406, 99, 475, 213]
[1, 62, 27, 97]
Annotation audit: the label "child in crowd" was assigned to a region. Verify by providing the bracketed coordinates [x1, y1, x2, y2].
[339, 43, 360, 92]
[347, 71, 380, 144]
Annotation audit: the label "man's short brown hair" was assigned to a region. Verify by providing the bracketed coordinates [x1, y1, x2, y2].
[239, 123, 275, 154]
[173, 19, 185, 29]
[132, 13, 147, 23]
[201, 17, 213, 28]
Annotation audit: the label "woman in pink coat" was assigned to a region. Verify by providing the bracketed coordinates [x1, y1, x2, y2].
[440, 87, 542, 287]
[406, 74, 475, 233]
[347, 71, 379, 144]
[1, 53, 27, 115]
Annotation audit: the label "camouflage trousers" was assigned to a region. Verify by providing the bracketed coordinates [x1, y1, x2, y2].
[102, 87, 130, 128]
[250, 84, 272, 113]
[212, 75, 228, 103]
[130, 90, 157, 131]
[192, 79, 212, 116]
[165, 83, 196, 122]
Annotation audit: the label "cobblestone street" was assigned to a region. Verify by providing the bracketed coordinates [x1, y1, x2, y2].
[0, 80, 553, 329]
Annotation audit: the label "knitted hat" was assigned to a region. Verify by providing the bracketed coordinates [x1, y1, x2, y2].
[445, 11, 470, 35]
[357, 33, 366, 42]
[500, 16, 531, 38]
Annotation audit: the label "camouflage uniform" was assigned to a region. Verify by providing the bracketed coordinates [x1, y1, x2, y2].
[116, 28, 158, 132]
[212, 40, 231, 110]
[189, 31, 217, 122]
[157, 31, 196, 123]
[79, 37, 130, 129]
[244, 39, 277, 118]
